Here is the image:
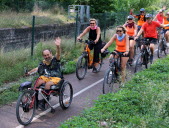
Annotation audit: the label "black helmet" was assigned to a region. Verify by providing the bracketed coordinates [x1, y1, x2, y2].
[140, 8, 145, 12]
[145, 13, 153, 18]
[127, 15, 134, 19]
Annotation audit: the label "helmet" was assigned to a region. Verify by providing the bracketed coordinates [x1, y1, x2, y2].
[140, 8, 145, 12]
[167, 12, 169, 15]
[127, 15, 134, 19]
[145, 13, 153, 18]
[159, 9, 164, 13]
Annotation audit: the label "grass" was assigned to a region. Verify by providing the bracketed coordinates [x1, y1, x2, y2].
[0, 7, 74, 28]
[59, 56, 169, 128]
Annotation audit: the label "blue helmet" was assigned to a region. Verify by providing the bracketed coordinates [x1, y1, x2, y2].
[140, 8, 145, 12]
[145, 13, 153, 18]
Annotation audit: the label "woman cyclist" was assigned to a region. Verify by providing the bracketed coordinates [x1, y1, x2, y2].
[101, 26, 129, 84]
[163, 12, 169, 46]
[77, 18, 102, 73]
[123, 15, 137, 65]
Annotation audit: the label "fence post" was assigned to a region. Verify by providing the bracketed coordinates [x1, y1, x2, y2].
[103, 13, 107, 40]
[31, 16, 35, 57]
[75, 12, 78, 45]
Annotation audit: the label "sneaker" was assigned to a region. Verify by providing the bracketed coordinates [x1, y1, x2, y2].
[92, 67, 97, 73]
[128, 59, 133, 66]
[150, 55, 153, 64]
[38, 99, 46, 111]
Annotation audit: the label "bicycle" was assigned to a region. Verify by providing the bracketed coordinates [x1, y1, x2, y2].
[134, 39, 151, 73]
[102, 52, 123, 94]
[157, 32, 168, 58]
[16, 65, 73, 126]
[76, 39, 109, 80]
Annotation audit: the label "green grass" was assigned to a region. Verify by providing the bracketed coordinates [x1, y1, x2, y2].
[59, 56, 169, 128]
[0, 8, 74, 28]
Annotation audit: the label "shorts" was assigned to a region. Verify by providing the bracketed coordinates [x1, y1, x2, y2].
[144, 38, 157, 44]
[39, 76, 61, 84]
[112, 50, 129, 57]
[163, 29, 169, 34]
[129, 36, 134, 40]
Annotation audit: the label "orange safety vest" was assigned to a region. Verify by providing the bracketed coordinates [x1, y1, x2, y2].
[163, 16, 169, 29]
[115, 36, 127, 52]
[126, 26, 135, 36]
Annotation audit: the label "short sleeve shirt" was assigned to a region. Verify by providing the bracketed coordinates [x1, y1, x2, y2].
[142, 21, 160, 38]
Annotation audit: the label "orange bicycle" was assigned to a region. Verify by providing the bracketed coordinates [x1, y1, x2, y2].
[76, 39, 108, 80]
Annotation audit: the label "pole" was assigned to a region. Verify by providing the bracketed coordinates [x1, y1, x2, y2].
[31, 16, 35, 57]
[75, 12, 78, 45]
[103, 13, 107, 40]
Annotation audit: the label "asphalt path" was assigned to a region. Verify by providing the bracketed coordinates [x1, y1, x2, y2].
[0, 46, 168, 128]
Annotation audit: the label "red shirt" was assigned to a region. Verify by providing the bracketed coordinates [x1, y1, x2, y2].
[156, 13, 163, 24]
[142, 21, 160, 38]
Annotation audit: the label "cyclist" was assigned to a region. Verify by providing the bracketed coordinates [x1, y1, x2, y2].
[123, 15, 137, 65]
[153, 9, 164, 24]
[130, 8, 146, 33]
[101, 26, 129, 84]
[77, 18, 102, 73]
[27, 37, 62, 110]
[135, 14, 168, 62]
[162, 12, 169, 46]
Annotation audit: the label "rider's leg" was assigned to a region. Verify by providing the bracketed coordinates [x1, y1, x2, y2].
[165, 31, 169, 45]
[36, 78, 46, 87]
[121, 56, 129, 83]
[129, 39, 136, 60]
[93, 43, 102, 72]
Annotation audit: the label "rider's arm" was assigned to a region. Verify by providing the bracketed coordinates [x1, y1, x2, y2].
[101, 34, 116, 52]
[54, 37, 61, 60]
[136, 28, 144, 38]
[153, 14, 157, 21]
[77, 27, 90, 40]
[27, 67, 38, 75]
[95, 27, 101, 43]
[161, 24, 169, 27]
[134, 24, 137, 36]
[125, 35, 130, 52]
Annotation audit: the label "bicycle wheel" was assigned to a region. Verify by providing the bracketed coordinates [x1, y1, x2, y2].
[134, 53, 144, 73]
[103, 68, 116, 94]
[16, 90, 36, 126]
[157, 40, 166, 58]
[59, 81, 73, 109]
[76, 55, 87, 80]
[95, 56, 103, 72]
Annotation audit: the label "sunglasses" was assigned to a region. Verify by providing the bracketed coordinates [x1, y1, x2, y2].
[140, 11, 144, 13]
[146, 18, 151, 19]
[128, 18, 133, 20]
[116, 30, 122, 32]
[90, 23, 95, 24]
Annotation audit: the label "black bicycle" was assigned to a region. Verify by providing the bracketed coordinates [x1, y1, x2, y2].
[76, 39, 109, 80]
[157, 32, 167, 58]
[102, 52, 123, 94]
[134, 39, 151, 73]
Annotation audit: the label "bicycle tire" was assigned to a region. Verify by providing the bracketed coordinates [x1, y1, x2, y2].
[134, 53, 143, 73]
[76, 55, 87, 80]
[157, 39, 167, 58]
[16, 90, 36, 126]
[103, 68, 116, 94]
[59, 81, 73, 109]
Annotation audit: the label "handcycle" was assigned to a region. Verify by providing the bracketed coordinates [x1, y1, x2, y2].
[157, 31, 168, 58]
[16, 65, 73, 126]
[102, 52, 124, 94]
[134, 39, 151, 73]
[76, 39, 109, 80]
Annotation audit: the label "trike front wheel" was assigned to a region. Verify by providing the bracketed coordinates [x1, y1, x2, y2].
[16, 90, 36, 126]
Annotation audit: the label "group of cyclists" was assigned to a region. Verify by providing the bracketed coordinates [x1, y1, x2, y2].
[26, 7, 169, 111]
